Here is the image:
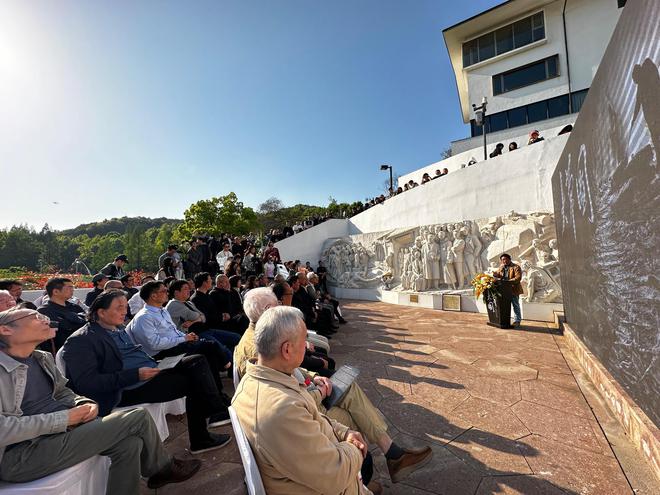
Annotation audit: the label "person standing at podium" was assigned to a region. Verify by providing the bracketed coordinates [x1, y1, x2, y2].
[493, 253, 523, 327]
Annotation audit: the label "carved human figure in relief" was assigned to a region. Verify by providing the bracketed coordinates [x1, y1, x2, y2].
[451, 230, 466, 288]
[411, 250, 425, 291]
[427, 233, 442, 289]
[438, 231, 457, 289]
[464, 221, 484, 273]
[400, 248, 412, 290]
[461, 227, 477, 284]
[521, 260, 562, 303]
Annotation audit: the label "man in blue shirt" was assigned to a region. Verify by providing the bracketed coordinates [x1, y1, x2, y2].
[126, 281, 231, 401]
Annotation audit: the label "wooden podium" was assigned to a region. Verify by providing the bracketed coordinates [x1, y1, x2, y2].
[486, 281, 513, 329]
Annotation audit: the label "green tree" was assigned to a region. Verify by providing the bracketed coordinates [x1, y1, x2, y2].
[175, 192, 261, 241]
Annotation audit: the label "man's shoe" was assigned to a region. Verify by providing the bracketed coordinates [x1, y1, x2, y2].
[387, 446, 433, 483]
[338, 317, 347, 324]
[147, 457, 202, 489]
[208, 409, 231, 428]
[366, 480, 384, 495]
[190, 432, 232, 454]
[512, 321, 521, 328]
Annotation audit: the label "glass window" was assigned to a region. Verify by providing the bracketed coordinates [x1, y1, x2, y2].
[548, 95, 570, 118]
[532, 12, 545, 41]
[508, 107, 527, 128]
[513, 17, 532, 48]
[527, 101, 548, 123]
[502, 60, 546, 92]
[495, 25, 514, 55]
[493, 76, 503, 96]
[462, 12, 545, 67]
[489, 112, 508, 132]
[547, 56, 558, 77]
[571, 89, 589, 112]
[478, 32, 495, 61]
[463, 39, 479, 67]
[492, 55, 559, 95]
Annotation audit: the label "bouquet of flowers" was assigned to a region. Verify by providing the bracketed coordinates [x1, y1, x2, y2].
[471, 273, 500, 303]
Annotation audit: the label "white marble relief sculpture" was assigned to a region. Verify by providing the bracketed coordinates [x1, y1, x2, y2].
[320, 211, 563, 303]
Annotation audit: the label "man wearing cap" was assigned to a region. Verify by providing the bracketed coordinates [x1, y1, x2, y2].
[101, 255, 128, 279]
[84, 273, 109, 307]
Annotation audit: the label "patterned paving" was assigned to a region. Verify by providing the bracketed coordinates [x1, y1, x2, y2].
[143, 301, 634, 495]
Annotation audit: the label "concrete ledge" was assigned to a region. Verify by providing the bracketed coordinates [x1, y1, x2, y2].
[563, 322, 660, 482]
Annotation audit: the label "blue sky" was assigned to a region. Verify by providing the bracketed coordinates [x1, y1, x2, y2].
[1, 0, 502, 230]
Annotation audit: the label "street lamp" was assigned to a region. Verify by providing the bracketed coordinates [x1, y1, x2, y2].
[472, 96, 488, 161]
[380, 164, 393, 194]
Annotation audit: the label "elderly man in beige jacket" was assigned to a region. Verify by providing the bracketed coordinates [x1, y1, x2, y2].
[235, 288, 432, 485]
[232, 306, 381, 495]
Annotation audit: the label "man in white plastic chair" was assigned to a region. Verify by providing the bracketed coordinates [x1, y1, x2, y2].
[0, 308, 201, 494]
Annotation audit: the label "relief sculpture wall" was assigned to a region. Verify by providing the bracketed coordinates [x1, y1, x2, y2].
[321, 211, 562, 303]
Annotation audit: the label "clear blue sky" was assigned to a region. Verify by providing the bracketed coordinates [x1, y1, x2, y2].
[1, 0, 502, 230]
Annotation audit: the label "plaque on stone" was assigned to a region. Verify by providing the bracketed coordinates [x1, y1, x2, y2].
[442, 294, 461, 312]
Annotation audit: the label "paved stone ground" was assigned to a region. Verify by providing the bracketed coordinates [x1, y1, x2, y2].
[141, 301, 649, 495]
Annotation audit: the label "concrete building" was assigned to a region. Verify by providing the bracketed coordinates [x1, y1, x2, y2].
[444, 0, 624, 155]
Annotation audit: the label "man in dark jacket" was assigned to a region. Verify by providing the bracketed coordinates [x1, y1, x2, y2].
[62, 290, 232, 453]
[37, 278, 86, 354]
[208, 275, 249, 334]
[493, 253, 524, 327]
[100, 254, 128, 279]
[84, 273, 108, 307]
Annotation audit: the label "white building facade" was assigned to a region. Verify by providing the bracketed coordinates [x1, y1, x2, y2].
[444, 0, 623, 154]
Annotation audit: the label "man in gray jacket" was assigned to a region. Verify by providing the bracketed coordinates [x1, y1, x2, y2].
[0, 308, 201, 494]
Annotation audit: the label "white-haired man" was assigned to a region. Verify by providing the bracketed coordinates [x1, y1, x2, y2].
[0, 308, 201, 493]
[233, 306, 379, 494]
[235, 288, 432, 484]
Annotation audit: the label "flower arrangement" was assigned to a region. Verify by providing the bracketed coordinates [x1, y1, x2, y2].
[471, 273, 500, 303]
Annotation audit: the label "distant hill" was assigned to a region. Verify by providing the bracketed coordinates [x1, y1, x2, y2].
[61, 216, 182, 237]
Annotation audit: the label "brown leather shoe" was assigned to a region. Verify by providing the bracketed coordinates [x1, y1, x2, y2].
[366, 480, 384, 494]
[386, 446, 433, 483]
[147, 457, 202, 489]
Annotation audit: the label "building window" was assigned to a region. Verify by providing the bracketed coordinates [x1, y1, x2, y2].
[492, 55, 559, 95]
[462, 11, 545, 68]
[468, 88, 589, 138]
[548, 94, 570, 118]
[571, 89, 589, 112]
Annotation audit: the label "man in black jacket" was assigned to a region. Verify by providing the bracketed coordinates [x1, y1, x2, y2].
[37, 277, 87, 354]
[290, 274, 335, 336]
[100, 254, 128, 279]
[208, 275, 249, 334]
[62, 290, 232, 454]
[84, 273, 108, 307]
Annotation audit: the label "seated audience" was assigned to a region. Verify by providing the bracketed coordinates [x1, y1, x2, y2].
[208, 274, 249, 334]
[121, 273, 139, 298]
[443, 167, 449, 174]
[262, 241, 280, 263]
[63, 291, 232, 452]
[432, 169, 443, 179]
[127, 275, 156, 317]
[156, 257, 176, 281]
[167, 278, 239, 358]
[508, 142, 518, 151]
[37, 277, 87, 354]
[85, 273, 109, 307]
[421, 173, 431, 184]
[242, 275, 258, 297]
[0, 279, 28, 306]
[126, 282, 232, 397]
[215, 243, 233, 274]
[292, 273, 336, 335]
[0, 290, 17, 311]
[0, 307, 201, 492]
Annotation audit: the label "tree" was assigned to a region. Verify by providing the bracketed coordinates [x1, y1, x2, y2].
[258, 197, 285, 214]
[441, 146, 453, 160]
[175, 192, 261, 241]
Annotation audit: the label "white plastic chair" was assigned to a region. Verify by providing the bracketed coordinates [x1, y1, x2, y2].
[233, 350, 241, 390]
[0, 455, 110, 495]
[228, 406, 266, 495]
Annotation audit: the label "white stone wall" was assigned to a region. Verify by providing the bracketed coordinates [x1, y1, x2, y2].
[275, 219, 349, 265]
[352, 134, 568, 234]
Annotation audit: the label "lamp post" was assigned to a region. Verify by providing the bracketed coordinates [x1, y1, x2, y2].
[380, 164, 393, 195]
[472, 96, 488, 161]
